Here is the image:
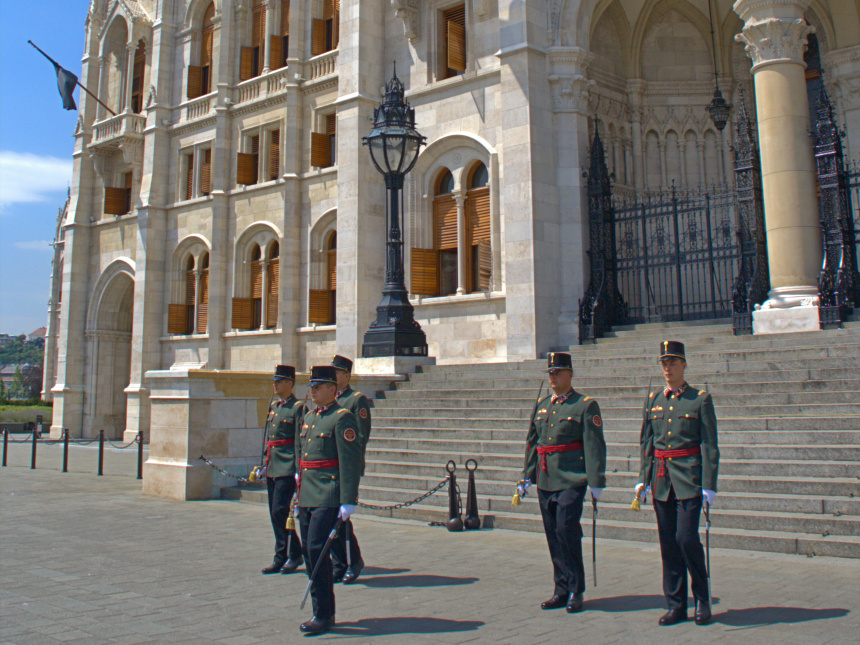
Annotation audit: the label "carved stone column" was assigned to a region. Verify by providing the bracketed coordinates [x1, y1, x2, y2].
[735, 0, 821, 320]
[123, 43, 136, 113]
[454, 192, 467, 295]
[627, 80, 646, 189]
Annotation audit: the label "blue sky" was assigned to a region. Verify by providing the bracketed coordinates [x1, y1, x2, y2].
[0, 2, 86, 335]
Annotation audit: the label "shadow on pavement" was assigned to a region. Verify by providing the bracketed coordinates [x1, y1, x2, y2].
[358, 574, 479, 588]
[329, 617, 484, 637]
[586, 595, 721, 612]
[715, 607, 849, 627]
[359, 566, 411, 576]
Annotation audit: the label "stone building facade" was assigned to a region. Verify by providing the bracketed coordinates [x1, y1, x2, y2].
[47, 0, 860, 445]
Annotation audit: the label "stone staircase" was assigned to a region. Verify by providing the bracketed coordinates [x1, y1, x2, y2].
[224, 319, 860, 558]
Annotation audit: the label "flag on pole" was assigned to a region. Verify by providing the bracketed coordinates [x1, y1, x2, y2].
[54, 63, 79, 111]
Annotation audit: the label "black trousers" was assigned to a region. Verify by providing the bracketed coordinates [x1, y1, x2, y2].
[538, 485, 587, 596]
[298, 506, 339, 620]
[330, 519, 362, 575]
[653, 485, 709, 611]
[266, 476, 302, 564]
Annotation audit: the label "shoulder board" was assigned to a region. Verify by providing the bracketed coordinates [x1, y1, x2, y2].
[293, 400, 302, 407]
[354, 391, 364, 398]
[337, 408, 348, 414]
[699, 390, 707, 396]
[583, 396, 592, 402]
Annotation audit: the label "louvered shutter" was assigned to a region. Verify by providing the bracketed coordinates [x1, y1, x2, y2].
[201, 149, 212, 195]
[237, 153, 257, 184]
[312, 19, 326, 56]
[281, 0, 290, 34]
[104, 187, 128, 215]
[252, 6, 266, 46]
[201, 28, 214, 66]
[411, 248, 439, 296]
[447, 21, 466, 73]
[269, 130, 280, 180]
[467, 187, 490, 244]
[308, 289, 332, 324]
[476, 239, 492, 291]
[185, 154, 194, 200]
[434, 196, 458, 250]
[327, 248, 337, 290]
[266, 259, 279, 329]
[187, 66, 203, 99]
[240, 46, 255, 81]
[250, 261, 263, 298]
[197, 269, 209, 333]
[124, 172, 133, 213]
[185, 270, 196, 333]
[168, 304, 189, 334]
[231, 298, 254, 330]
[269, 34, 283, 70]
[311, 132, 331, 168]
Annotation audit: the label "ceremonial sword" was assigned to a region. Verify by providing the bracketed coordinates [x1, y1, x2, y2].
[300, 518, 344, 610]
[591, 495, 598, 587]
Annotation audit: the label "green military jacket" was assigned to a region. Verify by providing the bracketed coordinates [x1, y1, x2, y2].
[265, 394, 305, 479]
[336, 386, 371, 475]
[638, 384, 720, 501]
[523, 390, 607, 492]
[297, 401, 362, 508]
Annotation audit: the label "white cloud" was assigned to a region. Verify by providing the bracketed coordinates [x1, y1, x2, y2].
[0, 151, 72, 206]
[13, 240, 54, 252]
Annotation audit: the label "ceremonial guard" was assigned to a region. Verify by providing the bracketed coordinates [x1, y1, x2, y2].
[330, 354, 371, 584]
[261, 365, 304, 575]
[634, 341, 719, 626]
[518, 352, 607, 613]
[296, 366, 363, 634]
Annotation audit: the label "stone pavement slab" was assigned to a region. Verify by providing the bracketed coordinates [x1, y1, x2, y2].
[1, 454, 858, 644]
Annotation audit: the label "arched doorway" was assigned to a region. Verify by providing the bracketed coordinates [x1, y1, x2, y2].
[84, 268, 134, 439]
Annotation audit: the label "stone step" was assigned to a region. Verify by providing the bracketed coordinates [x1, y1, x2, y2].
[589, 327, 860, 350]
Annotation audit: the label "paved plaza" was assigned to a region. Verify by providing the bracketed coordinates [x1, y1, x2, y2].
[1, 442, 858, 644]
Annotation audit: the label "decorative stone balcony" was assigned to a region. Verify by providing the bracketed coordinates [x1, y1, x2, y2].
[89, 112, 146, 152]
[304, 50, 338, 82]
[234, 66, 291, 106]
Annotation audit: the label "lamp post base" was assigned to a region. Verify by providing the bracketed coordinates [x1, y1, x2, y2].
[361, 326, 428, 358]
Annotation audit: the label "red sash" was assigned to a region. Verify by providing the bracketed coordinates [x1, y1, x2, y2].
[536, 442, 584, 472]
[265, 438, 295, 466]
[654, 446, 701, 477]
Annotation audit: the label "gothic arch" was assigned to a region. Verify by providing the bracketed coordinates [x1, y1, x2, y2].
[631, 0, 714, 80]
[86, 258, 136, 331]
[309, 209, 337, 292]
[234, 222, 281, 297]
[184, 0, 222, 30]
[588, 0, 632, 78]
[171, 235, 211, 303]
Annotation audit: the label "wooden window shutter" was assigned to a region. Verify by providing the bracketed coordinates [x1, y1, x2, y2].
[434, 196, 458, 250]
[201, 28, 214, 67]
[266, 259, 279, 328]
[231, 297, 254, 330]
[252, 6, 266, 47]
[240, 46, 255, 81]
[312, 19, 326, 56]
[200, 149, 212, 195]
[168, 304, 189, 334]
[197, 269, 209, 333]
[327, 248, 337, 290]
[104, 187, 128, 215]
[281, 0, 290, 35]
[269, 34, 284, 70]
[269, 130, 280, 180]
[187, 66, 204, 99]
[476, 239, 492, 291]
[185, 269, 196, 305]
[308, 289, 332, 324]
[467, 187, 490, 244]
[324, 0, 335, 20]
[311, 132, 331, 168]
[250, 261, 263, 298]
[185, 154, 194, 200]
[411, 248, 439, 296]
[124, 172, 133, 213]
[326, 114, 336, 135]
[237, 153, 257, 184]
[447, 21, 466, 73]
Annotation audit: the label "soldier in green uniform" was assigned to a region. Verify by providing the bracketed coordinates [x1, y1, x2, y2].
[261, 365, 304, 575]
[635, 341, 719, 626]
[329, 354, 371, 584]
[296, 366, 363, 635]
[518, 352, 607, 614]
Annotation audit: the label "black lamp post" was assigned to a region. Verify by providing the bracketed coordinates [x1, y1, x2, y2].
[360, 64, 428, 358]
[706, 0, 732, 131]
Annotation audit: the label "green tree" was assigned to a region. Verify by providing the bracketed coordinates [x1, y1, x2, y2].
[0, 378, 6, 403]
[9, 367, 27, 400]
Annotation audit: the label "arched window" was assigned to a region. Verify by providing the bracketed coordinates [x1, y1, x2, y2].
[466, 162, 491, 292]
[310, 231, 337, 324]
[188, 3, 216, 98]
[168, 256, 196, 334]
[270, 0, 289, 70]
[130, 40, 146, 113]
[250, 244, 263, 328]
[197, 253, 209, 333]
[312, 0, 339, 56]
[240, 0, 267, 81]
[266, 241, 279, 329]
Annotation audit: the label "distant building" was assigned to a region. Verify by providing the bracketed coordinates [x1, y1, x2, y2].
[28, 328, 47, 344]
[0, 334, 14, 347]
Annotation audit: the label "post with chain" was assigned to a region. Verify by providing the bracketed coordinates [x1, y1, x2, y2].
[464, 459, 481, 530]
[136, 431, 144, 480]
[63, 428, 69, 473]
[2, 429, 8, 467]
[445, 460, 463, 531]
[30, 424, 37, 469]
[97, 430, 105, 476]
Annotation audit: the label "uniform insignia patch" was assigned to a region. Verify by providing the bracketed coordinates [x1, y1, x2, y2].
[359, 408, 368, 419]
[593, 415, 602, 427]
[344, 428, 356, 441]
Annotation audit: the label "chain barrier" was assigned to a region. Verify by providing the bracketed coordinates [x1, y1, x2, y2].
[106, 438, 139, 449]
[5, 432, 35, 443]
[199, 455, 254, 484]
[4, 432, 102, 446]
[358, 477, 450, 510]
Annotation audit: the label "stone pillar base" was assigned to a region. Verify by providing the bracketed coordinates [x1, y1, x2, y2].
[752, 305, 820, 335]
[353, 356, 436, 376]
[760, 285, 819, 309]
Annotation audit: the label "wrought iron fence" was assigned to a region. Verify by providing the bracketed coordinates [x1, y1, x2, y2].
[612, 185, 740, 324]
[848, 160, 860, 259]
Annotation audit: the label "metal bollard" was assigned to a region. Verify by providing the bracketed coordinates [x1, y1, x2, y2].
[63, 429, 69, 473]
[31, 425, 37, 470]
[464, 458, 481, 530]
[136, 431, 143, 480]
[445, 460, 463, 532]
[2, 429, 8, 467]
[97, 430, 105, 476]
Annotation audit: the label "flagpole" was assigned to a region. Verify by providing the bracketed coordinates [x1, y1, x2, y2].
[28, 40, 116, 117]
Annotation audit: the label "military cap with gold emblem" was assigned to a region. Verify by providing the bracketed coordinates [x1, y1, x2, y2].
[659, 340, 686, 361]
[331, 355, 354, 373]
[546, 352, 573, 372]
[309, 365, 338, 385]
[273, 364, 296, 381]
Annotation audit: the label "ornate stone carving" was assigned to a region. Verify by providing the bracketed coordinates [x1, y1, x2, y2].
[474, 0, 490, 19]
[547, 0, 567, 47]
[393, 0, 420, 42]
[548, 74, 594, 114]
[145, 84, 157, 109]
[735, 18, 814, 70]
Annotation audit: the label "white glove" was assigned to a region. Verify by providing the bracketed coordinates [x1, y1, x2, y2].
[295, 473, 300, 484]
[517, 480, 532, 497]
[338, 504, 356, 520]
[634, 483, 650, 499]
[702, 489, 716, 506]
[588, 486, 604, 501]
